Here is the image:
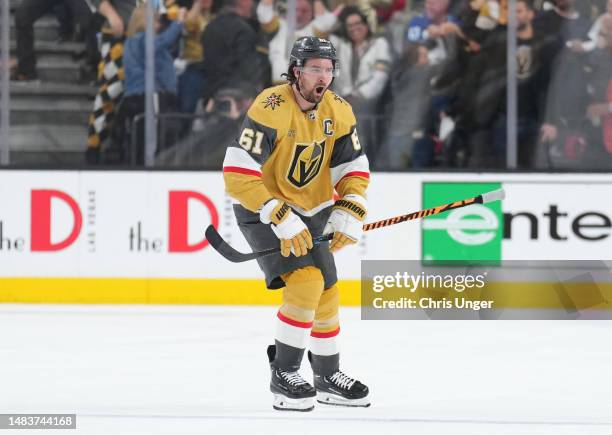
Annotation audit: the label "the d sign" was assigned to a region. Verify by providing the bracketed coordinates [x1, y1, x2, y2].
[31, 189, 83, 251]
[168, 191, 219, 252]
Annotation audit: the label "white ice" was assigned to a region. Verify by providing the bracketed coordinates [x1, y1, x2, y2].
[1, 304, 611, 435]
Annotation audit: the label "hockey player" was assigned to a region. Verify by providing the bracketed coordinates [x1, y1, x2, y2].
[222, 37, 370, 411]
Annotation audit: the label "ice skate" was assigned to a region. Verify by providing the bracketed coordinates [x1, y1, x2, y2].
[308, 350, 370, 407]
[314, 370, 370, 407]
[268, 345, 316, 411]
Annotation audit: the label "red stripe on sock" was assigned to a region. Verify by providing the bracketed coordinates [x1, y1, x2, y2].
[310, 327, 340, 338]
[277, 311, 313, 329]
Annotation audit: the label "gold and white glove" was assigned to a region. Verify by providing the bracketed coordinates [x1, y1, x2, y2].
[260, 199, 313, 257]
[323, 194, 366, 253]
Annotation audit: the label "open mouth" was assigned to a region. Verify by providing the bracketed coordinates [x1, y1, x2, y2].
[315, 86, 325, 95]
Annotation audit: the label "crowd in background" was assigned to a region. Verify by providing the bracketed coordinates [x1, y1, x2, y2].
[10, 0, 612, 170]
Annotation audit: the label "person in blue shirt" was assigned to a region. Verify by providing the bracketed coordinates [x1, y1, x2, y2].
[110, 3, 186, 164]
[405, 0, 461, 65]
[122, 4, 186, 96]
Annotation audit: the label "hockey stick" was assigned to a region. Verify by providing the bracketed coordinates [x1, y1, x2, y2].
[205, 189, 505, 263]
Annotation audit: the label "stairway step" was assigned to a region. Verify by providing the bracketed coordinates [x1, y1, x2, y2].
[5, 81, 97, 98]
[10, 40, 86, 56]
[10, 98, 91, 125]
[9, 125, 87, 152]
[36, 59, 84, 82]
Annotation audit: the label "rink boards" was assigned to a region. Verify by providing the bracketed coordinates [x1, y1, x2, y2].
[1, 170, 611, 305]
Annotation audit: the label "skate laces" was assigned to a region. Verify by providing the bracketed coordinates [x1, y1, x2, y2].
[280, 370, 308, 386]
[329, 370, 356, 390]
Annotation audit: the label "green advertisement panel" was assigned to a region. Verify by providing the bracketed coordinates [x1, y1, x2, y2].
[422, 183, 503, 263]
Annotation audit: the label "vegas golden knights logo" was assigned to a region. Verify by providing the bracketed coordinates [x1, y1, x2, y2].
[287, 140, 326, 188]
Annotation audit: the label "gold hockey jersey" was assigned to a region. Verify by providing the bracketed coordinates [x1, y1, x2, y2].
[223, 83, 370, 216]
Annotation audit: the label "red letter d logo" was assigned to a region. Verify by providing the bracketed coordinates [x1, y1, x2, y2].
[31, 189, 83, 251]
[168, 191, 219, 252]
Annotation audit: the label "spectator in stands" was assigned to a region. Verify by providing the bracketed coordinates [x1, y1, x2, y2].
[538, 0, 592, 162]
[177, 0, 217, 116]
[257, 0, 340, 83]
[437, 0, 508, 168]
[450, 0, 545, 168]
[579, 0, 612, 52]
[85, 0, 138, 165]
[110, 3, 186, 165]
[382, 0, 463, 168]
[375, 0, 406, 27]
[155, 86, 254, 168]
[471, 0, 507, 31]
[377, 43, 435, 169]
[200, 0, 270, 104]
[327, 0, 380, 32]
[13, 0, 98, 81]
[486, 0, 547, 168]
[535, 0, 590, 82]
[331, 6, 392, 161]
[509, 0, 546, 167]
[583, 14, 612, 166]
[404, 0, 461, 65]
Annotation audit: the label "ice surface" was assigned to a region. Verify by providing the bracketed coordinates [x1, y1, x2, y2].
[1, 304, 611, 435]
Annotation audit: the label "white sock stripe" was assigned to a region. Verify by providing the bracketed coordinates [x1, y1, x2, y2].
[275, 318, 310, 349]
[309, 335, 339, 356]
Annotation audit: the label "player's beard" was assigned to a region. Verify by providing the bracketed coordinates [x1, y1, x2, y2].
[298, 77, 328, 104]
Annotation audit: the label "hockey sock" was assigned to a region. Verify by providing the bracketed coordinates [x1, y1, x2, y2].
[274, 266, 324, 370]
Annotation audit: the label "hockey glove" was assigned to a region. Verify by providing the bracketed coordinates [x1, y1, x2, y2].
[260, 199, 313, 257]
[323, 194, 366, 253]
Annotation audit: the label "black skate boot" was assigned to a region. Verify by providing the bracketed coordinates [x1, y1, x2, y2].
[268, 344, 316, 411]
[308, 351, 370, 407]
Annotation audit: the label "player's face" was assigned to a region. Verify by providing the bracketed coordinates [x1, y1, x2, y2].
[296, 58, 334, 104]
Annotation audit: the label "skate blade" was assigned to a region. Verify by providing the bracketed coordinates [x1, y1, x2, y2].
[316, 391, 371, 408]
[272, 394, 314, 412]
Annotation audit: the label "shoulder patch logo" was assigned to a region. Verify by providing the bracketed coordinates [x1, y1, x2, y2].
[262, 93, 285, 110]
[287, 140, 326, 188]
